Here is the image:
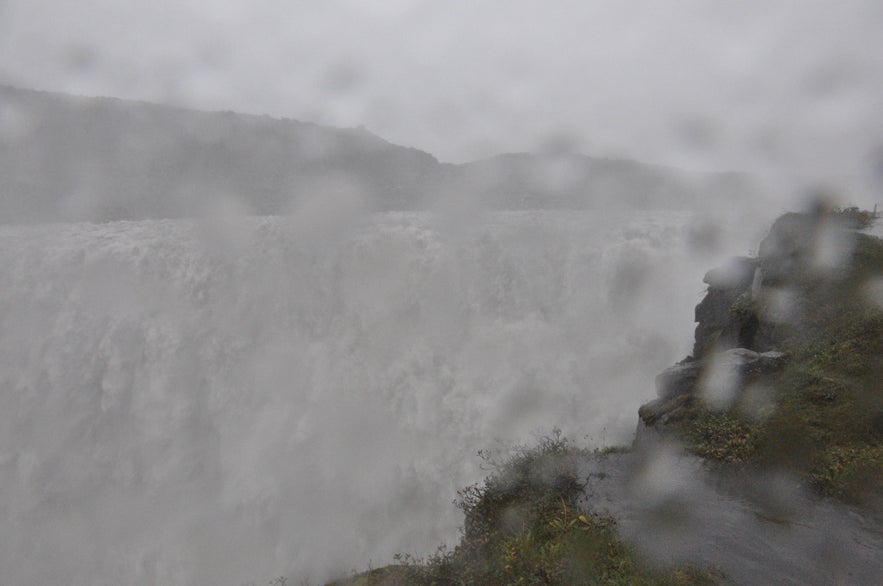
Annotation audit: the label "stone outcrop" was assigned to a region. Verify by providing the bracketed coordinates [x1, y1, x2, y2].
[636, 217, 820, 438]
[637, 207, 877, 442]
[692, 256, 760, 358]
[655, 359, 703, 401]
[639, 349, 787, 428]
[654, 348, 787, 402]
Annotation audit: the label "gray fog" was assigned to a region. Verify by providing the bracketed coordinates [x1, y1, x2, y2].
[2, 0, 882, 201]
[1, 2, 882, 585]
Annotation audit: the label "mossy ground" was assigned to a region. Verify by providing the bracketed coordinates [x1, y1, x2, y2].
[328, 433, 726, 586]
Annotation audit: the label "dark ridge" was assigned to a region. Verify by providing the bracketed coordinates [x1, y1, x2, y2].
[0, 85, 759, 224]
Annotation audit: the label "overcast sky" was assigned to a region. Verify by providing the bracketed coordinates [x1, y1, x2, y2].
[1, 0, 881, 198]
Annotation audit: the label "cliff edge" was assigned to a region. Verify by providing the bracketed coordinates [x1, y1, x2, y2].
[638, 207, 883, 504]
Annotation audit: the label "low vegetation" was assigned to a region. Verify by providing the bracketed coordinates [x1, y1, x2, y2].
[328, 432, 726, 586]
[831, 205, 877, 230]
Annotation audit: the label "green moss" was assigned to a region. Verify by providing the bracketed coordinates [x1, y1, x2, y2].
[687, 413, 758, 464]
[754, 232, 883, 501]
[809, 444, 883, 501]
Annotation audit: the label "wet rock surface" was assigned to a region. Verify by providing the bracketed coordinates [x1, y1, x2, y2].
[653, 349, 787, 401]
[642, 348, 788, 428]
[655, 359, 702, 400]
[579, 451, 883, 586]
[693, 257, 759, 357]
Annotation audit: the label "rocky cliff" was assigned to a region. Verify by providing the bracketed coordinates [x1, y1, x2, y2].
[637, 207, 883, 503]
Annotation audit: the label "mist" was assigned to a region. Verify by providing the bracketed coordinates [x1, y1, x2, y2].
[2, 1, 882, 197]
[0, 2, 881, 584]
[0, 208, 766, 583]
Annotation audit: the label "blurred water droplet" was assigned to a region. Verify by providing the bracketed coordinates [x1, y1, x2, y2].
[321, 61, 363, 96]
[676, 115, 719, 152]
[284, 174, 367, 248]
[536, 131, 582, 156]
[740, 383, 776, 421]
[196, 194, 255, 260]
[63, 43, 98, 73]
[760, 287, 800, 324]
[0, 98, 31, 144]
[810, 216, 855, 272]
[863, 276, 883, 311]
[631, 441, 692, 506]
[699, 349, 742, 411]
[685, 216, 722, 256]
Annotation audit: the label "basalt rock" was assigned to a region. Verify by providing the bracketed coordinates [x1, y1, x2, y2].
[640, 348, 788, 431]
[710, 348, 788, 376]
[638, 210, 855, 441]
[758, 209, 867, 284]
[655, 359, 702, 400]
[693, 256, 760, 358]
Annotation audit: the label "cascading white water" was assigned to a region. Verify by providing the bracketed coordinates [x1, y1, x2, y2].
[0, 209, 756, 584]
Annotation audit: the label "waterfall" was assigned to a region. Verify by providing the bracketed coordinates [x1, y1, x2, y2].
[0, 210, 746, 584]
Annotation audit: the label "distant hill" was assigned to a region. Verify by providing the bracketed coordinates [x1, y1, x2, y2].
[439, 152, 754, 211]
[0, 85, 758, 224]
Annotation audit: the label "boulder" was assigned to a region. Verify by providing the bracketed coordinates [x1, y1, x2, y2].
[756, 350, 788, 373]
[642, 348, 788, 432]
[721, 347, 759, 364]
[701, 348, 789, 382]
[655, 359, 701, 399]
